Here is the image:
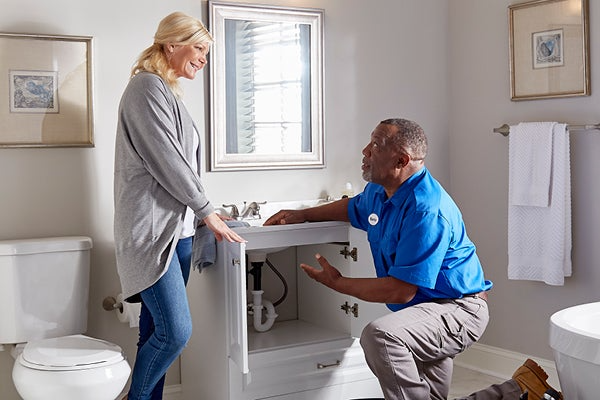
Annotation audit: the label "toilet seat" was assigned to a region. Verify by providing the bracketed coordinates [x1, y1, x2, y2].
[19, 334, 125, 371]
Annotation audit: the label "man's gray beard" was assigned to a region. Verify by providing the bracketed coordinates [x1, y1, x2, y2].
[362, 171, 371, 182]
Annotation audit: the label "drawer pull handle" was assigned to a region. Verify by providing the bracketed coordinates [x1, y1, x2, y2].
[317, 360, 341, 369]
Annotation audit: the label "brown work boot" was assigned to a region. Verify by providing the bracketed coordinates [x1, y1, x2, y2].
[512, 359, 562, 399]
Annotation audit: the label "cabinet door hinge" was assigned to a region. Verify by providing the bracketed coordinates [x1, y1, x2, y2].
[340, 301, 359, 317]
[339, 246, 358, 261]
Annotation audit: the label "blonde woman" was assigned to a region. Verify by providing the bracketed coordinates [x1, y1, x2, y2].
[114, 12, 245, 400]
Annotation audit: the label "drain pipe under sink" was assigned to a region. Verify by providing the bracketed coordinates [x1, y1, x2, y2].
[251, 290, 278, 332]
[247, 251, 278, 332]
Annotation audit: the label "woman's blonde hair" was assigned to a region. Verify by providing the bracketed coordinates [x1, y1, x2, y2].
[131, 11, 213, 97]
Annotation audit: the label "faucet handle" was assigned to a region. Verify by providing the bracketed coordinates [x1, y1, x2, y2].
[248, 201, 267, 208]
[222, 204, 240, 219]
[241, 201, 266, 219]
[253, 201, 266, 218]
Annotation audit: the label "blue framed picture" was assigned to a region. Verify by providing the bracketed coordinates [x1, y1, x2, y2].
[0, 33, 94, 147]
[508, 0, 589, 101]
[533, 29, 563, 69]
[9, 70, 59, 113]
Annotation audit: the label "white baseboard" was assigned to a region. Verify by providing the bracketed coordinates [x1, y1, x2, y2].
[454, 343, 560, 389]
[163, 384, 182, 400]
[166, 345, 559, 399]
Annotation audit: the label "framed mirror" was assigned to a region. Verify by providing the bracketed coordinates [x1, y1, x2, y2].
[208, 1, 324, 171]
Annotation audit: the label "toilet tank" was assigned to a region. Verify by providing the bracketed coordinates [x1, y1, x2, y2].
[0, 236, 93, 344]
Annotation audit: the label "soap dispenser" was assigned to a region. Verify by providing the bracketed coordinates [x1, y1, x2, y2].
[341, 182, 354, 198]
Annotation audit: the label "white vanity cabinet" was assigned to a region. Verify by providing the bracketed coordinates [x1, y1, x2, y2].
[182, 222, 387, 400]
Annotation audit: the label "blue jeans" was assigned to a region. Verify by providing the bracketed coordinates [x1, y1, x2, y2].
[129, 237, 193, 400]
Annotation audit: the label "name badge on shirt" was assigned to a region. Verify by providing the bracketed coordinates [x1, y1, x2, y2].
[368, 213, 379, 226]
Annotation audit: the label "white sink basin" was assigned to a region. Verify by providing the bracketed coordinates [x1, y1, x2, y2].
[242, 218, 267, 227]
[234, 221, 349, 252]
[223, 199, 347, 253]
[225, 199, 331, 228]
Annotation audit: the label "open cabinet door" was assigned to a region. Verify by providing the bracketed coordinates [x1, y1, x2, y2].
[223, 240, 249, 374]
[348, 227, 390, 338]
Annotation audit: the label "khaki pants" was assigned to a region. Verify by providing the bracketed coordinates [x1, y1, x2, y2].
[360, 296, 490, 400]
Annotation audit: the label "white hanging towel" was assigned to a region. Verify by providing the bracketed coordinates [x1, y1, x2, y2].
[508, 122, 572, 285]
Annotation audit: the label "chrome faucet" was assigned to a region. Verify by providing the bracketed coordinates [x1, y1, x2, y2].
[240, 201, 266, 219]
[222, 201, 266, 220]
[222, 204, 240, 219]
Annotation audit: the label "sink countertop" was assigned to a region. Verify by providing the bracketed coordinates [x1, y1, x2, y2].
[233, 221, 349, 251]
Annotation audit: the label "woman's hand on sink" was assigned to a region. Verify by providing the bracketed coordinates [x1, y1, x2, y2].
[203, 213, 247, 243]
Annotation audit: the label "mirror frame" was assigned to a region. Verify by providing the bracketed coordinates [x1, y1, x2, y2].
[208, 1, 324, 171]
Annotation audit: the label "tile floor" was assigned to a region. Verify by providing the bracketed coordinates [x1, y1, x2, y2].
[449, 365, 506, 399]
[162, 365, 506, 400]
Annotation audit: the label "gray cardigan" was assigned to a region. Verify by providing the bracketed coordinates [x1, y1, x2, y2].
[114, 72, 214, 301]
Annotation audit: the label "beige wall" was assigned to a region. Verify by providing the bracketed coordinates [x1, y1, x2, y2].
[0, 1, 449, 398]
[448, 1, 600, 359]
[3, 1, 599, 399]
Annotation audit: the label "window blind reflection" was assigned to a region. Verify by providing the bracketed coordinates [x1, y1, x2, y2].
[225, 19, 311, 155]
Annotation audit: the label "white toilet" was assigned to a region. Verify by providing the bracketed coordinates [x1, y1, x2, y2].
[0, 237, 131, 400]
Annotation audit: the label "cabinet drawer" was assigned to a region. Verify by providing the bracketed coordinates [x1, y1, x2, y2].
[256, 377, 382, 399]
[232, 338, 378, 399]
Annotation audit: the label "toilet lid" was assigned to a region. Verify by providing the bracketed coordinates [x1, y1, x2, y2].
[19, 334, 125, 371]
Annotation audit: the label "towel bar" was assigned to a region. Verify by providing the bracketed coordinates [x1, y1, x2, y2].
[493, 123, 600, 136]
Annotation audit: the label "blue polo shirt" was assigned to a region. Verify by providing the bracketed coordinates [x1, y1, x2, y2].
[348, 168, 492, 311]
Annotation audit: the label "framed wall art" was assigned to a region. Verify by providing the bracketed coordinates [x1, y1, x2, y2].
[0, 33, 94, 147]
[508, 0, 589, 101]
